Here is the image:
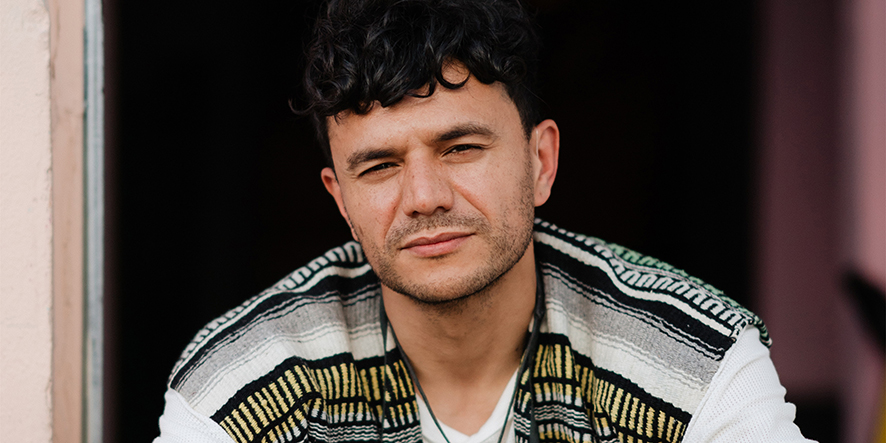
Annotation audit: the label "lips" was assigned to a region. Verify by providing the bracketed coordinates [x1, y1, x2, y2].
[401, 231, 472, 257]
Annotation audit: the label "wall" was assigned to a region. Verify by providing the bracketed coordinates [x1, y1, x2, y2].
[838, 0, 885, 440]
[0, 0, 54, 441]
[50, 0, 85, 438]
[758, 0, 885, 441]
[1, 0, 84, 440]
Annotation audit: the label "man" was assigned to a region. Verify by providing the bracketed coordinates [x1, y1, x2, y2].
[156, 0, 813, 442]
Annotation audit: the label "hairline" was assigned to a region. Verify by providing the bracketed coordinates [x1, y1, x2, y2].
[319, 77, 536, 167]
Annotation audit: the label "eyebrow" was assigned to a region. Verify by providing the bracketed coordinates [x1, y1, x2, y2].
[346, 148, 398, 172]
[344, 123, 497, 172]
[435, 123, 496, 142]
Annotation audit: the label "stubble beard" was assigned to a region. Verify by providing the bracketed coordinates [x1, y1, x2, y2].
[354, 158, 537, 311]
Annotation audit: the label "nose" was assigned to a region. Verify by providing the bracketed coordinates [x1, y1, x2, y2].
[400, 158, 454, 217]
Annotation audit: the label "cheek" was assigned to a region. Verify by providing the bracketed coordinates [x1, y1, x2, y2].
[450, 158, 529, 210]
[341, 183, 400, 235]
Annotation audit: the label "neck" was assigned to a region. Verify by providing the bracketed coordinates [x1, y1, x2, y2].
[382, 242, 537, 434]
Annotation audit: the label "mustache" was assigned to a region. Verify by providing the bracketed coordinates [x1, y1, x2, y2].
[386, 213, 488, 248]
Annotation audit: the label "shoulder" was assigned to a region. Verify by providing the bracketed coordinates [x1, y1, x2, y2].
[533, 219, 768, 349]
[167, 241, 382, 417]
[533, 219, 769, 418]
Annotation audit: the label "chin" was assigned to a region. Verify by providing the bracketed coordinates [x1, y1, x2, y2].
[382, 256, 516, 307]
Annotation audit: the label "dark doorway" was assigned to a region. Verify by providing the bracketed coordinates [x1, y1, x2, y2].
[105, 1, 756, 440]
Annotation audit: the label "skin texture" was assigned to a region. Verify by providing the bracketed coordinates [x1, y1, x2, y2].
[321, 67, 559, 434]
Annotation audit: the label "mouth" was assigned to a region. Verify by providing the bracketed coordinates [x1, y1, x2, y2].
[401, 231, 473, 257]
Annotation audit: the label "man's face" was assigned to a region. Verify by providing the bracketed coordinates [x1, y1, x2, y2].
[321, 69, 558, 304]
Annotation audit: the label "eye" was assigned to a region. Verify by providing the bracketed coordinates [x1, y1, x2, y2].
[359, 162, 396, 177]
[446, 144, 481, 155]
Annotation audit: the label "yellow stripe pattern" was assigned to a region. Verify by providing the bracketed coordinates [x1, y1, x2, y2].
[520, 342, 688, 443]
[218, 358, 418, 443]
[217, 342, 689, 443]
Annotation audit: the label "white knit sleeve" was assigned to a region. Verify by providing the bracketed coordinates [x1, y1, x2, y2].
[154, 388, 235, 443]
[682, 326, 816, 443]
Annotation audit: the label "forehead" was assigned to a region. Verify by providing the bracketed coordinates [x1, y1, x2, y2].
[326, 77, 522, 161]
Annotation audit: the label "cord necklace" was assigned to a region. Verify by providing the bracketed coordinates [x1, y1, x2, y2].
[378, 271, 545, 443]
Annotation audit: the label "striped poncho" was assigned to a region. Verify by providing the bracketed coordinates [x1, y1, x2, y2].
[168, 220, 767, 443]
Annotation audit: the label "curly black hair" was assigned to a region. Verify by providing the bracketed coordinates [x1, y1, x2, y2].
[301, 0, 541, 166]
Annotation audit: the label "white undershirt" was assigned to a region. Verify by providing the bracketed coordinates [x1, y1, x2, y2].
[416, 368, 519, 443]
[154, 327, 815, 443]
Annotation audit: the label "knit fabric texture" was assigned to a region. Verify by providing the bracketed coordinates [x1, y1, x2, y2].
[167, 220, 768, 443]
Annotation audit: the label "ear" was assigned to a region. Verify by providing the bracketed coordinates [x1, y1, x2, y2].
[531, 119, 560, 207]
[321, 167, 359, 241]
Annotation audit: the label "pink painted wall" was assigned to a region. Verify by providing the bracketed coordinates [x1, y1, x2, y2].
[757, 0, 885, 441]
[842, 0, 885, 290]
[0, 0, 54, 440]
[838, 0, 885, 440]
